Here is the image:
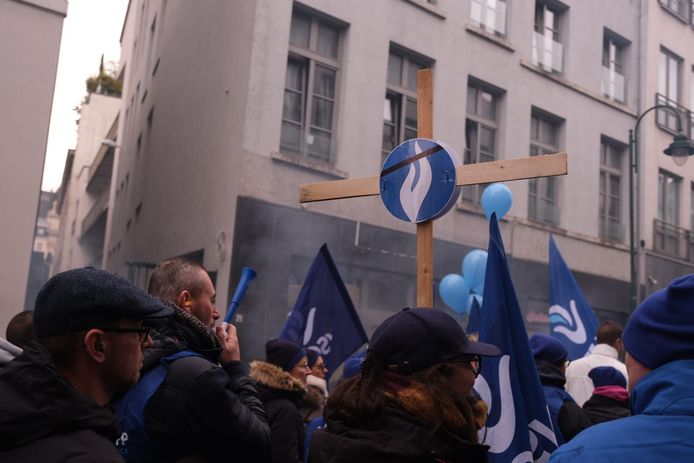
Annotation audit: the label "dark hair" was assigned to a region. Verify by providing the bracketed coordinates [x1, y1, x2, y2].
[328, 351, 478, 443]
[6, 311, 34, 348]
[596, 321, 623, 346]
[148, 258, 207, 302]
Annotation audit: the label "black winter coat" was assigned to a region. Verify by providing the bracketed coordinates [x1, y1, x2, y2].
[0, 341, 124, 462]
[582, 393, 631, 424]
[136, 308, 271, 462]
[309, 406, 489, 463]
[250, 361, 306, 463]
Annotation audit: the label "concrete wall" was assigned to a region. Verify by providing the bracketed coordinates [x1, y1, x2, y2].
[0, 0, 66, 331]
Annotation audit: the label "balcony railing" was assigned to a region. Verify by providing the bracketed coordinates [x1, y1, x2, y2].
[601, 66, 625, 103]
[529, 197, 560, 226]
[653, 219, 694, 261]
[600, 217, 624, 242]
[655, 93, 694, 140]
[470, 0, 507, 36]
[81, 191, 109, 238]
[532, 31, 563, 73]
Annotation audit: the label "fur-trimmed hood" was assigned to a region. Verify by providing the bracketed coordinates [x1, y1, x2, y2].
[250, 360, 306, 394]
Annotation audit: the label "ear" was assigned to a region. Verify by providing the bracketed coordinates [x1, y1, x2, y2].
[176, 290, 193, 313]
[83, 329, 107, 363]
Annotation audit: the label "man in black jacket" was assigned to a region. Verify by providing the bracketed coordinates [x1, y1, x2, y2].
[117, 257, 271, 462]
[0, 267, 174, 462]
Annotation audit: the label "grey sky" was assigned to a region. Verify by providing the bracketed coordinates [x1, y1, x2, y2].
[42, 0, 128, 192]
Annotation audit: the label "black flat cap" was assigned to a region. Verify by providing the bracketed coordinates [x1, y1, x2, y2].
[34, 267, 174, 337]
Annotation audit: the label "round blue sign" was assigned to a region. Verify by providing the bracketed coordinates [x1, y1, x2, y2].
[380, 138, 461, 223]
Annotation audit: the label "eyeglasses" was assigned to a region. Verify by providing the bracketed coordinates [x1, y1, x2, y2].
[100, 326, 151, 343]
[450, 354, 482, 376]
[312, 364, 328, 372]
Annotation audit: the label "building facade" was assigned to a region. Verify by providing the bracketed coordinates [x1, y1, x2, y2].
[104, 0, 694, 361]
[53, 93, 121, 274]
[0, 0, 66, 332]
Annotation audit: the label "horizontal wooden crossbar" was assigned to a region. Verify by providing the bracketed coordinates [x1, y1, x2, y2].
[298, 152, 567, 203]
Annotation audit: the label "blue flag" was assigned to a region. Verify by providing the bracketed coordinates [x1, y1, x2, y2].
[548, 235, 599, 361]
[475, 214, 558, 462]
[467, 295, 482, 334]
[279, 244, 368, 381]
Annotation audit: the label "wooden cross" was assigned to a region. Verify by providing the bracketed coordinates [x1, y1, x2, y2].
[299, 69, 567, 307]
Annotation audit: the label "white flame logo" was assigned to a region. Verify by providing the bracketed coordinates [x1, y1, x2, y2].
[549, 300, 587, 344]
[399, 141, 432, 221]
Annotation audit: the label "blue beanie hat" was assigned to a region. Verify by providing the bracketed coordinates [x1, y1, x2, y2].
[588, 366, 626, 388]
[623, 273, 694, 369]
[529, 334, 568, 364]
[265, 338, 306, 372]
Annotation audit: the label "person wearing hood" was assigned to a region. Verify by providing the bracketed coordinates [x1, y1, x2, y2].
[0, 267, 174, 462]
[251, 338, 310, 463]
[582, 366, 630, 424]
[309, 307, 500, 463]
[551, 273, 694, 462]
[116, 257, 271, 462]
[529, 334, 592, 444]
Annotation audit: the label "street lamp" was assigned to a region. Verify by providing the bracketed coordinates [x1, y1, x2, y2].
[629, 105, 694, 310]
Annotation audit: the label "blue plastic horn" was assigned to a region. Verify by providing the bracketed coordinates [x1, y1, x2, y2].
[224, 266, 257, 323]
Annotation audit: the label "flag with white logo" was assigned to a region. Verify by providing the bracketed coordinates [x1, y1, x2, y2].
[548, 235, 599, 361]
[279, 244, 368, 381]
[475, 214, 558, 462]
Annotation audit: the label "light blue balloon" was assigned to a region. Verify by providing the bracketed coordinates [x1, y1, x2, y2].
[481, 183, 513, 220]
[462, 249, 488, 294]
[438, 274, 471, 314]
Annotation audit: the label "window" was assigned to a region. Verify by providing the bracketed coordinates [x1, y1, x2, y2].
[532, 1, 566, 73]
[281, 10, 342, 163]
[655, 170, 682, 257]
[658, 170, 680, 225]
[599, 139, 624, 241]
[382, 48, 431, 161]
[462, 80, 502, 204]
[657, 47, 682, 132]
[470, 0, 507, 36]
[528, 110, 562, 225]
[601, 31, 628, 103]
[659, 0, 689, 20]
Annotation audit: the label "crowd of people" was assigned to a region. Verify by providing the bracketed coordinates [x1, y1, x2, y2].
[0, 258, 692, 462]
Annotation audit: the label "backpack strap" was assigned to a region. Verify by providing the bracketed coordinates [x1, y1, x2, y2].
[116, 350, 203, 462]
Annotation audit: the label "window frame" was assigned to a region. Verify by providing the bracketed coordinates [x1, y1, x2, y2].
[470, 0, 508, 37]
[532, 1, 567, 73]
[462, 80, 503, 205]
[599, 138, 625, 241]
[528, 109, 563, 225]
[280, 10, 342, 163]
[381, 47, 432, 162]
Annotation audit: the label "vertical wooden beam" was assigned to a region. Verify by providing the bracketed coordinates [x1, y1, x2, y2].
[416, 69, 434, 307]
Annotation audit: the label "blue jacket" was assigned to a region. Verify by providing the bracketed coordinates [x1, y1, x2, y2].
[550, 359, 694, 462]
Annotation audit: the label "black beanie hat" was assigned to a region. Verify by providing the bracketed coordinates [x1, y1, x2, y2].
[265, 338, 307, 372]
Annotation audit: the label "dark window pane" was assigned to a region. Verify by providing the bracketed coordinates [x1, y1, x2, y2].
[467, 86, 477, 114]
[388, 53, 403, 85]
[313, 66, 335, 98]
[285, 59, 304, 91]
[317, 23, 339, 58]
[405, 98, 418, 129]
[290, 12, 310, 49]
[382, 123, 396, 152]
[308, 128, 331, 160]
[479, 90, 496, 120]
[283, 90, 302, 122]
[480, 126, 495, 153]
[311, 97, 333, 129]
[281, 121, 301, 152]
[404, 128, 418, 140]
[407, 60, 425, 92]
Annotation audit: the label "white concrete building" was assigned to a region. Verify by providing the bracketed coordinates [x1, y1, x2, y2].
[105, 0, 694, 360]
[0, 0, 66, 332]
[53, 94, 120, 273]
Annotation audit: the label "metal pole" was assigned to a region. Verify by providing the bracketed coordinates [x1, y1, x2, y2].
[628, 129, 637, 311]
